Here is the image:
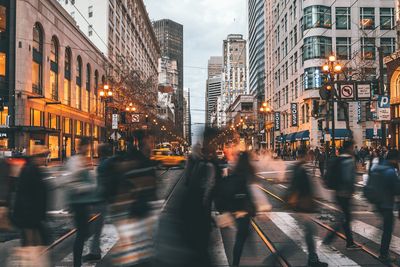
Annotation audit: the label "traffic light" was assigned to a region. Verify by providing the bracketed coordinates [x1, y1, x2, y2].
[120, 112, 126, 124]
[318, 119, 323, 131]
[312, 100, 319, 118]
[0, 97, 3, 112]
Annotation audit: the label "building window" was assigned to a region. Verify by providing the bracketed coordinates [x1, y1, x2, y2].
[360, 7, 375, 30]
[303, 6, 332, 30]
[32, 23, 43, 95]
[303, 36, 332, 61]
[76, 56, 82, 110]
[0, 5, 6, 40]
[336, 37, 351, 60]
[337, 102, 349, 121]
[30, 109, 44, 127]
[48, 113, 60, 129]
[88, 5, 93, 17]
[64, 47, 72, 106]
[381, 38, 395, 57]
[380, 8, 394, 30]
[362, 68, 376, 82]
[85, 64, 91, 112]
[335, 7, 350, 29]
[0, 52, 5, 79]
[304, 67, 325, 90]
[75, 120, 83, 136]
[88, 25, 93, 36]
[361, 38, 376, 60]
[50, 36, 59, 101]
[63, 117, 71, 134]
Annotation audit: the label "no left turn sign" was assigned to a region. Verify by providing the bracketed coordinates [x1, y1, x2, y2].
[340, 84, 355, 99]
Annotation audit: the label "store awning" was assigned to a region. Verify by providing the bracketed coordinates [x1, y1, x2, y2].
[275, 135, 284, 143]
[295, 130, 310, 141]
[286, 133, 296, 142]
[328, 129, 352, 140]
[366, 129, 387, 139]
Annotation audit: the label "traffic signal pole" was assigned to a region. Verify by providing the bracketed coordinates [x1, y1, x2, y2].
[378, 47, 387, 147]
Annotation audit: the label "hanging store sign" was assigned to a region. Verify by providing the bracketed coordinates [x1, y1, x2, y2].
[377, 96, 391, 121]
[357, 83, 372, 99]
[357, 101, 362, 124]
[291, 103, 298, 126]
[274, 112, 281, 131]
[131, 114, 140, 123]
[0, 133, 7, 138]
[339, 84, 355, 100]
[112, 114, 119, 129]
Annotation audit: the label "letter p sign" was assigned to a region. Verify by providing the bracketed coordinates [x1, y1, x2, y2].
[378, 96, 390, 108]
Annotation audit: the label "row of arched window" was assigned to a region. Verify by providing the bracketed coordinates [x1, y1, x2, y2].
[32, 22, 105, 113]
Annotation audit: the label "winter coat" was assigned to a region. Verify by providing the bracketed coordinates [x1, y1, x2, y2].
[335, 154, 356, 198]
[374, 161, 400, 210]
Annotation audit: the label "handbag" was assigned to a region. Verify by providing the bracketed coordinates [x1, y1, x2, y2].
[0, 206, 12, 231]
[249, 184, 272, 212]
[7, 246, 50, 267]
[215, 212, 235, 228]
[111, 213, 157, 266]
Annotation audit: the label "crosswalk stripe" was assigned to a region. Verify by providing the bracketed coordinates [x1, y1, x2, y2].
[352, 219, 400, 253]
[57, 224, 118, 267]
[268, 212, 361, 266]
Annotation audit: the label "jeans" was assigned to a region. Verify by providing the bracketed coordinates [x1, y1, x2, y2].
[378, 208, 394, 257]
[324, 196, 354, 246]
[298, 215, 317, 261]
[72, 204, 90, 267]
[232, 215, 250, 266]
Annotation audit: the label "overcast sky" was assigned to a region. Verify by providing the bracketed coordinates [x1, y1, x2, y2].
[144, 0, 247, 144]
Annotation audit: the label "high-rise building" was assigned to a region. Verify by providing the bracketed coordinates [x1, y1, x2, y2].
[183, 88, 191, 145]
[264, 0, 396, 149]
[58, 0, 160, 96]
[222, 34, 247, 126]
[206, 75, 223, 125]
[205, 56, 223, 126]
[153, 19, 184, 137]
[157, 57, 178, 123]
[248, 0, 265, 101]
[207, 56, 223, 78]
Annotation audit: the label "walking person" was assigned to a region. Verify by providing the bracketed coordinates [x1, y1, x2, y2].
[318, 148, 325, 177]
[12, 145, 50, 246]
[284, 148, 327, 267]
[65, 137, 97, 267]
[322, 140, 361, 250]
[366, 150, 400, 265]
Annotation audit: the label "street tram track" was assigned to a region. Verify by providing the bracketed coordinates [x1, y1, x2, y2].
[256, 184, 395, 266]
[44, 167, 175, 253]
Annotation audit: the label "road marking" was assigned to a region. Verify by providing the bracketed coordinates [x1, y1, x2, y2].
[278, 184, 288, 189]
[268, 212, 361, 266]
[352, 220, 400, 253]
[57, 224, 118, 267]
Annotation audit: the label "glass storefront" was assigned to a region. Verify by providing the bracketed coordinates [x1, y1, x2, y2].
[49, 135, 59, 159]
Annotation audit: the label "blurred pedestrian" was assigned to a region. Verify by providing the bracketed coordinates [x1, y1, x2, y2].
[284, 149, 327, 267]
[367, 150, 400, 264]
[65, 137, 96, 267]
[322, 141, 361, 250]
[229, 152, 256, 267]
[12, 145, 50, 246]
[82, 143, 116, 263]
[0, 155, 12, 231]
[318, 148, 325, 177]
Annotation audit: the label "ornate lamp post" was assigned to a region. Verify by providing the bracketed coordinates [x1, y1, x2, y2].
[259, 102, 273, 149]
[99, 84, 113, 142]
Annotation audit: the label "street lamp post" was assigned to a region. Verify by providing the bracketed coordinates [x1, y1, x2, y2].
[259, 102, 272, 150]
[322, 55, 342, 156]
[99, 84, 113, 143]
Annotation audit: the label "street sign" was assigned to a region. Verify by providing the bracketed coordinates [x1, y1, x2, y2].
[112, 114, 119, 129]
[373, 123, 378, 137]
[291, 103, 298, 126]
[357, 84, 371, 99]
[324, 134, 331, 142]
[274, 112, 281, 131]
[110, 132, 121, 141]
[377, 96, 391, 121]
[339, 84, 355, 100]
[131, 114, 140, 123]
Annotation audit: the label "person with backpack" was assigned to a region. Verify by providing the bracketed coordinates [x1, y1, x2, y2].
[322, 140, 360, 250]
[364, 150, 400, 265]
[284, 148, 327, 267]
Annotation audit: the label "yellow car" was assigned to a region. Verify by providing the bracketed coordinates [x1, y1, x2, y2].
[151, 149, 186, 168]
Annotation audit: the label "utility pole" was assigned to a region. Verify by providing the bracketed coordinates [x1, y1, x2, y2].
[378, 47, 387, 147]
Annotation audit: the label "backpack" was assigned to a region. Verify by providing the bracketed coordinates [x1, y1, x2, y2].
[363, 165, 387, 205]
[323, 157, 343, 190]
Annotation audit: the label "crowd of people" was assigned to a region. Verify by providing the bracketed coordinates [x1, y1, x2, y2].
[1, 129, 400, 266]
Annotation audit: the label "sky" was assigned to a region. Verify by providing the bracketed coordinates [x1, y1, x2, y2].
[144, 0, 247, 144]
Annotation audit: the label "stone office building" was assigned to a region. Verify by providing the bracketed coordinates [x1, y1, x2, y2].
[0, 0, 108, 159]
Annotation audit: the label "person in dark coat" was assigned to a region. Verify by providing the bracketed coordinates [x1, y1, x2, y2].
[285, 149, 327, 267]
[12, 145, 49, 246]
